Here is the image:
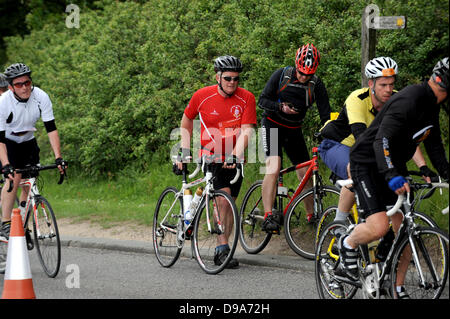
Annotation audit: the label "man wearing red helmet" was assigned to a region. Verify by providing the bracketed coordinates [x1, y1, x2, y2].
[259, 44, 331, 233]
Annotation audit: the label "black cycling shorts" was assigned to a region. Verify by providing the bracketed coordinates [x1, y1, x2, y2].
[5, 138, 40, 170]
[261, 116, 309, 164]
[209, 163, 243, 198]
[350, 162, 397, 219]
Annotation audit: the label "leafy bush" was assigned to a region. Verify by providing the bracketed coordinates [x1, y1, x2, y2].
[2, 0, 448, 176]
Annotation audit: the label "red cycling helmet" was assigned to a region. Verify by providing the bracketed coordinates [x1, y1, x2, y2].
[295, 44, 320, 75]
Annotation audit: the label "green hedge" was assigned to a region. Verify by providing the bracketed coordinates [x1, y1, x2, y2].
[2, 0, 448, 176]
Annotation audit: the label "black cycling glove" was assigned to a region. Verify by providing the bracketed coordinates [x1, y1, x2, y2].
[419, 165, 438, 182]
[55, 157, 68, 168]
[2, 164, 14, 179]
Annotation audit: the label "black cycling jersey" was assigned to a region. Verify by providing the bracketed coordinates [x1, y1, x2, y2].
[350, 81, 449, 182]
[258, 67, 331, 126]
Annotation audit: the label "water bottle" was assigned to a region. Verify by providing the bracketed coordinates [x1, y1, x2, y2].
[190, 187, 203, 212]
[183, 189, 193, 226]
[376, 228, 395, 262]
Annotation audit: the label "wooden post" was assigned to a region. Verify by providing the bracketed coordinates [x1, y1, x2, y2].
[361, 6, 377, 88]
[361, 4, 406, 88]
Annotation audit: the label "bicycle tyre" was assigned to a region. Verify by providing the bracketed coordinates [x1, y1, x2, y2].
[285, 185, 340, 259]
[32, 196, 61, 278]
[152, 187, 183, 268]
[315, 220, 358, 299]
[238, 180, 272, 254]
[192, 189, 239, 275]
[390, 226, 449, 299]
[315, 208, 438, 250]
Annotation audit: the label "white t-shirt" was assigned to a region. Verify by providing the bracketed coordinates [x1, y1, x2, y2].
[0, 87, 55, 143]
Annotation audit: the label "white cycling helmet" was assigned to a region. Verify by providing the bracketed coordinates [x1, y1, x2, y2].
[365, 57, 398, 79]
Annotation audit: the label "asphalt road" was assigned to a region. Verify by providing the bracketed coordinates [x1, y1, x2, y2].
[0, 236, 319, 302]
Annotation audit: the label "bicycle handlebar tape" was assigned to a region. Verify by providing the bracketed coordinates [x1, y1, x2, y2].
[2, 208, 36, 299]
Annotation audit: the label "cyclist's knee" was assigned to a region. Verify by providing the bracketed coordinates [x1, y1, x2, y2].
[366, 212, 390, 238]
[263, 156, 281, 175]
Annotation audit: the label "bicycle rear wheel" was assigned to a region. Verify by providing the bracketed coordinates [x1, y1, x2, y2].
[33, 196, 61, 278]
[390, 226, 449, 299]
[285, 185, 340, 259]
[152, 187, 183, 268]
[238, 180, 271, 254]
[192, 190, 239, 274]
[315, 221, 359, 299]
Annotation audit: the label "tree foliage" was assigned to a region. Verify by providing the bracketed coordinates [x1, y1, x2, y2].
[1, 0, 448, 176]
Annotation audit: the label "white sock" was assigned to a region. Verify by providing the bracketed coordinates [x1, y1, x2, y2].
[334, 209, 350, 222]
[343, 236, 354, 250]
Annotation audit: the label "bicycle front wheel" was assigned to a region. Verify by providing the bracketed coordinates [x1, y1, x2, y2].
[152, 187, 183, 268]
[285, 186, 340, 259]
[391, 226, 449, 299]
[192, 190, 239, 275]
[315, 221, 359, 299]
[239, 180, 271, 254]
[33, 196, 61, 278]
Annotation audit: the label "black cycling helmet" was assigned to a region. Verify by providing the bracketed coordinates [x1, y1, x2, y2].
[4, 63, 32, 83]
[214, 55, 243, 73]
[0, 73, 8, 88]
[432, 57, 449, 92]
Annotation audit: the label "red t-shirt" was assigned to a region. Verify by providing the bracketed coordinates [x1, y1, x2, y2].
[184, 85, 256, 158]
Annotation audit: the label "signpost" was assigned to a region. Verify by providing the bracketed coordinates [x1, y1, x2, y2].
[361, 5, 406, 87]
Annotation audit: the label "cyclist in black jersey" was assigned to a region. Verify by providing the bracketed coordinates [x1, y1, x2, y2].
[319, 57, 434, 226]
[258, 44, 331, 233]
[337, 57, 449, 298]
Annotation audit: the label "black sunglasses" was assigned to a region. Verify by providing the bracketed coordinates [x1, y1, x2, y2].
[222, 76, 240, 82]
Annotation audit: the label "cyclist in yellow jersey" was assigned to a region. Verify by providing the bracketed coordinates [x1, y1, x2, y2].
[319, 57, 435, 226]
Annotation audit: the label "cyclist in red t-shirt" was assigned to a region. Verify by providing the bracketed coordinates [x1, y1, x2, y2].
[177, 55, 256, 268]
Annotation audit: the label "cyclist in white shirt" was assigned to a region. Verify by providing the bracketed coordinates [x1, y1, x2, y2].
[0, 63, 66, 238]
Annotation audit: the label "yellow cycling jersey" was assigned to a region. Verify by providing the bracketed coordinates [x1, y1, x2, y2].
[320, 87, 386, 147]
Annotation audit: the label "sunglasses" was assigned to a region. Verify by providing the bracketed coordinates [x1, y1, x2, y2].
[12, 80, 32, 89]
[222, 76, 240, 82]
[296, 69, 313, 77]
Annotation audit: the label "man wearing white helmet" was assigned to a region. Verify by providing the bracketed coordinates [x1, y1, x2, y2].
[337, 57, 449, 298]
[318, 57, 433, 227]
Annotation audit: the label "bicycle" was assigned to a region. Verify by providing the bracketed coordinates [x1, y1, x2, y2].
[315, 171, 445, 248]
[239, 146, 340, 259]
[315, 178, 449, 299]
[0, 163, 66, 277]
[152, 155, 241, 275]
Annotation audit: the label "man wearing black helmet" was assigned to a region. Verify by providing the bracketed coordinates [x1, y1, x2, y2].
[177, 55, 256, 268]
[0, 63, 67, 239]
[337, 57, 449, 298]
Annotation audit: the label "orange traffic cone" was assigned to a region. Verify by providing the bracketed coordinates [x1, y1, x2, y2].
[2, 208, 36, 299]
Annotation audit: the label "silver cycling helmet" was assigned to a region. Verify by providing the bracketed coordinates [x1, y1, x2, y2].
[365, 57, 398, 79]
[214, 55, 243, 73]
[432, 57, 449, 92]
[4, 63, 32, 83]
[0, 73, 8, 88]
